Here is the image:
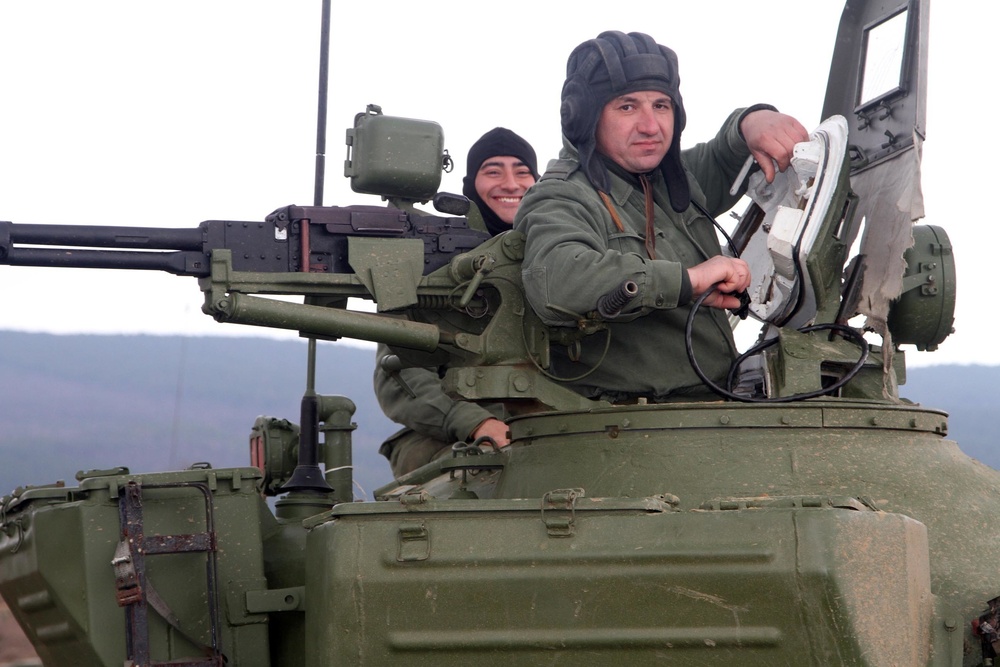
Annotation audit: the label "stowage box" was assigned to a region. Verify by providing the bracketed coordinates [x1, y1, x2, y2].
[303, 493, 945, 666]
[0, 467, 270, 667]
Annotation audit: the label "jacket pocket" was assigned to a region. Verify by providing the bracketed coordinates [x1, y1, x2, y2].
[607, 230, 646, 257]
[522, 265, 579, 327]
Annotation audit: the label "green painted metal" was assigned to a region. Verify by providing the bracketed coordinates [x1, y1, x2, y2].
[304, 495, 943, 665]
[501, 400, 994, 652]
[0, 468, 271, 666]
[889, 224, 957, 350]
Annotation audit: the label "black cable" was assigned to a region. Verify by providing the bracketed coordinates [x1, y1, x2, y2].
[685, 285, 869, 403]
[692, 199, 740, 259]
[690, 199, 751, 320]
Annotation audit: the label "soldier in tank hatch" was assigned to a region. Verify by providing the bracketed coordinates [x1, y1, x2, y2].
[374, 128, 540, 477]
[515, 30, 807, 404]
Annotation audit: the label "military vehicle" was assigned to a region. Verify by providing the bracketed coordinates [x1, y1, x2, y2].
[2, 0, 994, 664]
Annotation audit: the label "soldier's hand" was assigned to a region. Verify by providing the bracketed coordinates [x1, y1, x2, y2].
[739, 109, 809, 183]
[472, 418, 510, 448]
[687, 256, 751, 310]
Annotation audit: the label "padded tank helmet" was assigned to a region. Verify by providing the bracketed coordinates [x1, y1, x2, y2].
[561, 30, 689, 211]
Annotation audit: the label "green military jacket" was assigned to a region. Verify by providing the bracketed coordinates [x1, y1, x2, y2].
[514, 108, 754, 402]
[373, 342, 500, 458]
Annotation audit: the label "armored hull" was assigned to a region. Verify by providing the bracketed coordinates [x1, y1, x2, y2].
[2, 401, 988, 665]
[503, 401, 995, 638]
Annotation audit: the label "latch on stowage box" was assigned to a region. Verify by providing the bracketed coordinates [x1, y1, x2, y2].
[396, 522, 430, 562]
[541, 488, 585, 537]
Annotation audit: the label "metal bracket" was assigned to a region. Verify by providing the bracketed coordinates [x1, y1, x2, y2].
[114, 480, 224, 667]
[245, 587, 306, 614]
[397, 522, 430, 562]
[541, 488, 585, 538]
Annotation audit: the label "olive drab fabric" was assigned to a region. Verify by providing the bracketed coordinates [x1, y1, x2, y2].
[515, 108, 755, 403]
[373, 342, 504, 476]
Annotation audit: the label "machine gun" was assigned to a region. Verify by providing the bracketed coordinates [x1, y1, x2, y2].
[0, 204, 489, 278]
[0, 106, 593, 419]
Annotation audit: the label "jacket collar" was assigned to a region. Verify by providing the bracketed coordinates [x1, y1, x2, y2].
[557, 138, 665, 208]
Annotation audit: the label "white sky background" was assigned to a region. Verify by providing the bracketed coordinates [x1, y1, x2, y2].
[0, 1, 992, 367]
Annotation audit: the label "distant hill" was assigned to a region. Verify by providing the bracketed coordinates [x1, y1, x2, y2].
[1, 331, 998, 499]
[895, 363, 1000, 467]
[0, 331, 397, 499]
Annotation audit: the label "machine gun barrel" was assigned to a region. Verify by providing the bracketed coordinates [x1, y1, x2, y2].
[3, 222, 204, 249]
[0, 221, 210, 275]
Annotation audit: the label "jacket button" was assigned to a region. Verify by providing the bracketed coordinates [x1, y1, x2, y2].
[655, 295, 665, 307]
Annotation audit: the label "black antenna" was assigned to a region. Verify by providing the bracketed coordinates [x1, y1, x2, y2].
[313, 0, 331, 207]
[279, 0, 336, 496]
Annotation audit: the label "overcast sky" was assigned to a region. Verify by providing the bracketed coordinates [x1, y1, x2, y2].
[0, 1, 994, 367]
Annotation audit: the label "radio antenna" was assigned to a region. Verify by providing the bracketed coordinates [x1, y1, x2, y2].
[313, 0, 331, 206]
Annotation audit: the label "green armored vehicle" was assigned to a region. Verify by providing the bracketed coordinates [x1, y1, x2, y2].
[1, 0, 993, 665]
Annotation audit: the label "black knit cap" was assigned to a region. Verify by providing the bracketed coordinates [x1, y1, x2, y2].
[462, 127, 540, 236]
[561, 31, 690, 211]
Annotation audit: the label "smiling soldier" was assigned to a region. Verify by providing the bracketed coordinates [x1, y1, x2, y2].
[373, 128, 540, 477]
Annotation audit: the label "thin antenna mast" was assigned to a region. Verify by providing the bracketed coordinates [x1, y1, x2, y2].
[280, 0, 336, 496]
[313, 0, 331, 206]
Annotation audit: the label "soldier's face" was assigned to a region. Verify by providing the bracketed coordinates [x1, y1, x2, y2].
[595, 91, 674, 174]
[474, 156, 536, 225]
